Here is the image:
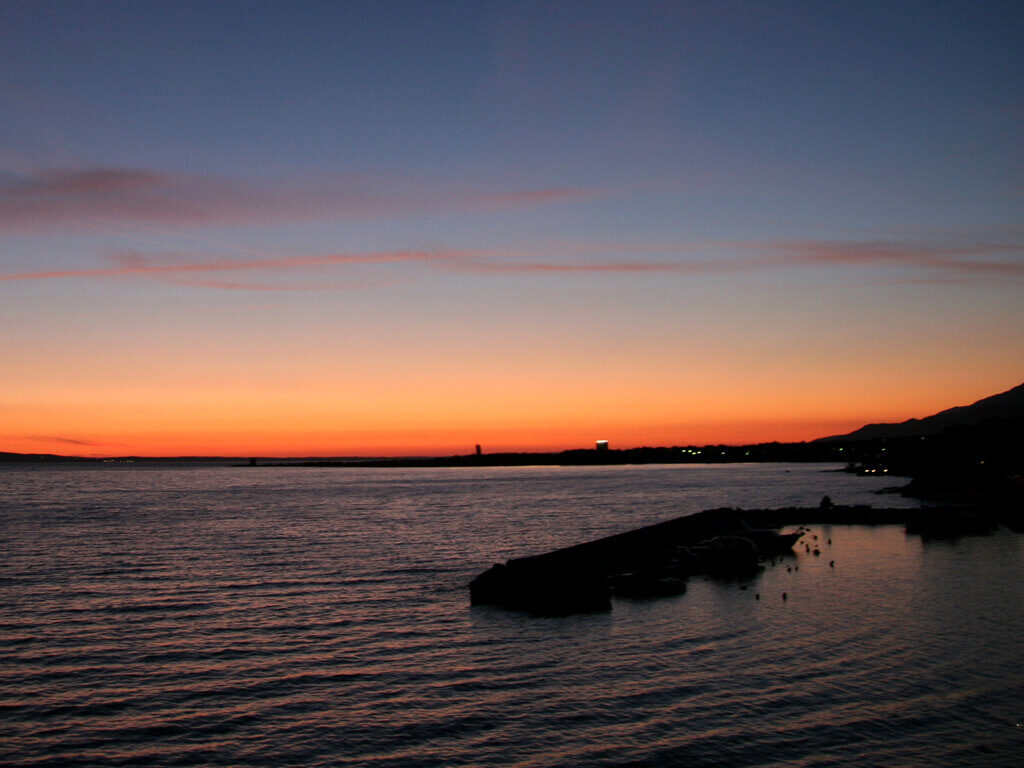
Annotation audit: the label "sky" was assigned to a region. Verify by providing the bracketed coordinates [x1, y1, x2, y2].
[1, 0, 1022, 457]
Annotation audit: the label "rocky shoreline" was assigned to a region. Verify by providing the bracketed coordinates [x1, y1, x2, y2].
[469, 503, 1023, 616]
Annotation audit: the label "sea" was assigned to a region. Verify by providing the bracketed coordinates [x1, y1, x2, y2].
[1, 462, 1022, 767]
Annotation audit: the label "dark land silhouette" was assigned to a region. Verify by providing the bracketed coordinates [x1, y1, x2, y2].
[288, 442, 852, 467]
[0, 451, 88, 462]
[815, 381, 1024, 441]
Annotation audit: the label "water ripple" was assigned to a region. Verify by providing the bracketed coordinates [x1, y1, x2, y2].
[2, 464, 1021, 767]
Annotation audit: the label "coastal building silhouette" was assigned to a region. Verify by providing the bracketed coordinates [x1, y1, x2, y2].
[596, 440, 609, 451]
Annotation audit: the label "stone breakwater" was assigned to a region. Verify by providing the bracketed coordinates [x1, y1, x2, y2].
[469, 504, 1024, 616]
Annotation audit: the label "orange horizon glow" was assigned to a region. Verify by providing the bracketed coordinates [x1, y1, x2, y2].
[5, 363, 1020, 459]
[2, 419, 865, 459]
[0, 400, 965, 459]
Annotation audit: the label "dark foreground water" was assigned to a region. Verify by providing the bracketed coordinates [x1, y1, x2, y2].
[2, 463, 1022, 767]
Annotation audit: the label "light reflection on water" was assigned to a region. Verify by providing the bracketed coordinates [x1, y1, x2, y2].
[1, 463, 1022, 767]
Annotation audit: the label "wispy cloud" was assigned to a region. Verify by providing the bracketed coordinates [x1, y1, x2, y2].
[1, 234, 1020, 289]
[773, 238, 1022, 264]
[446, 236, 1024, 278]
[158, 277, 370, 291]
[0, 168, 254, 228]
[22, 435, 103, 447]
[444, 256, 773, 274]
[766, 239, 1024, 276]
[0, 167, 596, 231]
[0, 248, 480, 283]
[0, 246, 774, 287]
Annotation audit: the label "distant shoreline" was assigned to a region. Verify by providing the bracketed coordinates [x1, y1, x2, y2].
[258, 444, 853, 468]
[1, 442, 855, 467]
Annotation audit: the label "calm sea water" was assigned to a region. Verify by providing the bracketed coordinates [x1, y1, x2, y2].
[2, 463, 1022, 767]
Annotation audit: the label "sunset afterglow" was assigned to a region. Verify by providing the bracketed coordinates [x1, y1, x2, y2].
[2, 2, 1021, 457]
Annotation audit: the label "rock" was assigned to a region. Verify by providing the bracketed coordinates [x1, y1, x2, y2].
[609, 570, 687, 598]
[469, 562, 611, 616]
[699, 536, 761, 577]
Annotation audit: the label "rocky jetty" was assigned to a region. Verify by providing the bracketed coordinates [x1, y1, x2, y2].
[469, 503, 1024, 616]
[470, 507, 807, 616]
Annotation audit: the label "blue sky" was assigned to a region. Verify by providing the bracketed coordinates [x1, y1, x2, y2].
[1, 1, 1022, 455]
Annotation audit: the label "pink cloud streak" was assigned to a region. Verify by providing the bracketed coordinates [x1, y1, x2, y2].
[0, 167, 595, 230]
[447, 257, 773, 274]
[0, 235, 1020, 289]
[0, 248, 479, 283]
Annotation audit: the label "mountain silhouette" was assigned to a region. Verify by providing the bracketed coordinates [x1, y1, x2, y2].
[816, 381, 1024, 442]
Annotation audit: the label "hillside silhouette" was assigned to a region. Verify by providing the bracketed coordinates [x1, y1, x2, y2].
[815, 381, 1024, 442]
